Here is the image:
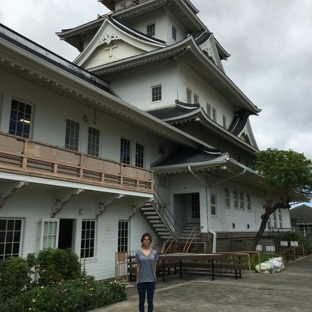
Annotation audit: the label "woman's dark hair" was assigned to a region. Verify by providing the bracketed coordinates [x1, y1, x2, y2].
[141, 232, 152, 244]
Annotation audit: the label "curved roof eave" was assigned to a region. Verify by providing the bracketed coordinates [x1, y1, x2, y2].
[90, 36, 261, 114]
[159, 108, 259, 153]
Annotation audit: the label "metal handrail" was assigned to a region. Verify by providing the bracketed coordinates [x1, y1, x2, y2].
[183, 226, 200, 253]
[153, 188, 178, 241]
[275, 243, 305, 262]
[161, 236, 175, 255]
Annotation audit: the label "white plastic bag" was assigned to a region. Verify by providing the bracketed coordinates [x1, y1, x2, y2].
[255, 257, 284, 273]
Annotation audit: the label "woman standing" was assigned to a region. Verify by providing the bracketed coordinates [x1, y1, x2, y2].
[135, 232, 158, 312]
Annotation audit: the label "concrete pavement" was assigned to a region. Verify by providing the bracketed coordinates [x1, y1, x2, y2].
[90, 254, 312, 312]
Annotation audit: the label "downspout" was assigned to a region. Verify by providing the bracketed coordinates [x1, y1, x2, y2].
[188, 166, 247, 253]
[187, 166, 216, 252]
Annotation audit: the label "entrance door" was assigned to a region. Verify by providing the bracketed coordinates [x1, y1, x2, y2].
[58, 219, 75, 250]
[190, 193, 200, 223]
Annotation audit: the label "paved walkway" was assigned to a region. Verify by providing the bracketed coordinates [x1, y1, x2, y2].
[91, 255, 312, 312]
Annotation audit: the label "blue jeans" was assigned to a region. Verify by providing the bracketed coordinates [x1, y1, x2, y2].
[137, 281, 156, 312]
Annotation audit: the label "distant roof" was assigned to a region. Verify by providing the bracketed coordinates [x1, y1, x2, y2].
[0, 24, 113, 95]
[290, 204, 312, 224]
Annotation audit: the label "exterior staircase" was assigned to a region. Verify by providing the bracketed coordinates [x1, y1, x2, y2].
[179, 223, 201, 241]
[139, 187, 179, 254]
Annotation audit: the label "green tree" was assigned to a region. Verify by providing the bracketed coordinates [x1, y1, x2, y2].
[251, 149, 312, 250]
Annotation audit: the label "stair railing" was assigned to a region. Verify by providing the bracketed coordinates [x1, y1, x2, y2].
[183, 226, 200, 253]
[152, 188, 178, 242]
[275, 243, 305, 263]
[161, 236, 175, 254]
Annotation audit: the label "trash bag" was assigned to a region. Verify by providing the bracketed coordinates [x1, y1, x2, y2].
[255, 257, 284, 273]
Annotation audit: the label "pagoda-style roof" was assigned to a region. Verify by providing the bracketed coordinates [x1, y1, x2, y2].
[147, 102, 259, 154]
[90, 36, 261, 115]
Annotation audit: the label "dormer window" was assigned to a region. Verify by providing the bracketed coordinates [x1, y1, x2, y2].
[147, 23, 155, 37]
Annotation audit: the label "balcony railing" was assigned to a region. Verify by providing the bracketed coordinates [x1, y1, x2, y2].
[0, 132, 153, 193]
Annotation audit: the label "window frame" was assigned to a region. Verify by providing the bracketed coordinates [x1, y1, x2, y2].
[9, 99, 33, 138]
[40, 218, 60, 250]
[224, 188, 230, 208]
[120, 137, 131, 165]
[151, 85, 162, 102]
[233, 191, 238, 209]
[206, 103, 211, 118]
[87, 126, 100, 157]
[186, 88, 192, 103]
[194, 93, 199, 104]
[0, 218, 23, 260]
[135, 142, 145, 168]
[246, 194, 251, 211]
[147, 23, 155, 37]
[212, 108, 217, 121]
[223, 115, 226, 128]
[118, 220, 129, 252]
[191, 193, 200, 219]
[211, 194, 217, 216]
[239, 192, 244, 210]
[172, 25, 177, 41]
[65, 118, 80, 151]
[80, 220, 96, 259]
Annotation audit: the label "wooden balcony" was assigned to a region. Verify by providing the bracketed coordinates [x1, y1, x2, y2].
[0, 132, 153, 193]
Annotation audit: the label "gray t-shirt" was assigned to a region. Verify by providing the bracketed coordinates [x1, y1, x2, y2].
[135, 249, 158, 283]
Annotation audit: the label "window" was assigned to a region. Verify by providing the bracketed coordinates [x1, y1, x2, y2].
[172, 25, 177, 41]
[65, 119, 80, 151]
[239, 192, 244, 209]
[191, 193, 200, 218]
[9, 99, 32, 138]
[224, 189, 230, 208]
[223, 115, 226, 128]
[278, 208, 282, 228]
[118, 221, 128, 252]
[186, 88, 192, 103]
[120, 138, 131, 164]
[88, 127, 100, 156]
[211, 194, 217, 216]
[147, 23, 155, 37]
[206, 104, 211, 118]
[246, 195, 251, 211]
[81, 220, 95, 258]
[40, 219, 59, 249]
[233, 191, 238, 209]
[212, 108, 217, 121]
[194, 94, 199, 104]
[237, 156, 241, 163]
[135, 143, 144, 168]
[0, 219, 22, 260]
[151, 85, 162, 102]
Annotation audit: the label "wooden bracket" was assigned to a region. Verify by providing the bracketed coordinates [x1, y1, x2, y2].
[127, 205, 139, 221]
[0, 181, 28, 209]
[51, 188, 84, 218]
[96, 194, 125, 219]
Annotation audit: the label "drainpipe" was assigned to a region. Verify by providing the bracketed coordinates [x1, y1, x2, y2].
[188, 166, 216, 253]
[188, 166, 247, 253]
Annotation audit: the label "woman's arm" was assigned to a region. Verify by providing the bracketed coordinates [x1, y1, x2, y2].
[136, 263, 140, 283]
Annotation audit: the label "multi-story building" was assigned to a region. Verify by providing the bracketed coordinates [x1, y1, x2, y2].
[0, 0, 291, 279]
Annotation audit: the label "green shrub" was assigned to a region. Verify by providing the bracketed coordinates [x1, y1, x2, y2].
[0, 256, 30, 299]
[36, 248, 82, 285]
[2, 277, 127, 312]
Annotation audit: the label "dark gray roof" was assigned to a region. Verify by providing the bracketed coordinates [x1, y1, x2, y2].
[228, 111, 252, 135]
[147, 102, 200, 120]
[0, 24, 113, 95]
[290, 204, 312, 224]
[152, 146, 224, 168]
[195, 29, 212, 45]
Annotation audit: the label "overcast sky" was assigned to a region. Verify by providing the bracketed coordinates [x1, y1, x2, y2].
[1, 0, 312, 159]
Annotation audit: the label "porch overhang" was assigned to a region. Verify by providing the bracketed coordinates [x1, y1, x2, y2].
[0, 172, 153, 199]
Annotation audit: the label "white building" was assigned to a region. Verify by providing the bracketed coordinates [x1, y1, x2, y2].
[0, 0, 290, 280]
